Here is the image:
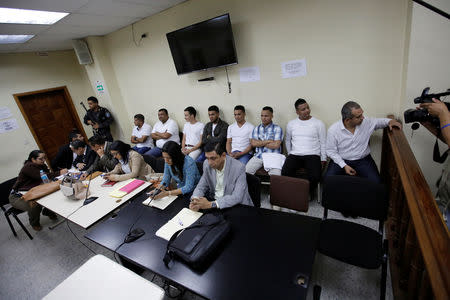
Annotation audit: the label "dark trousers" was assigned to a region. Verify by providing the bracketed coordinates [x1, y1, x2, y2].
[325, 154, 381, 183]
[281, 154, 322, 190]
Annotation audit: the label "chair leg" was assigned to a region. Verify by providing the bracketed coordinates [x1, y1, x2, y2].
[12, 213, 33, 240]
[317, 182, 321, 204]
[5, 212, 18, 237]
[380, 240, 388, 300]
[313, 284, 321, 300]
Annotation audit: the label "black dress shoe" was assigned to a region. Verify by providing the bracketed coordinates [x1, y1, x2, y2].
[42, 209, 58, 220]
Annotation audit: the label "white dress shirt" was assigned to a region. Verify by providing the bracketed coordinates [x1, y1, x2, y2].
[326, 117, 390, 168]
[214, 158, 226, 201]
[152, 118, 180, 148]
[285, 117, 327, 161]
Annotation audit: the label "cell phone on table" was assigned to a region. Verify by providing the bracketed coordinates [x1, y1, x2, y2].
[101, 180, 117, 187]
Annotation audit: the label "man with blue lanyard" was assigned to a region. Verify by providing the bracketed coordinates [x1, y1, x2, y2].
[245, 106, 284, 175]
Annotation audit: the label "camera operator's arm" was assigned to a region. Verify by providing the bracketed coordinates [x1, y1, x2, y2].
[420, 98, 450, 147]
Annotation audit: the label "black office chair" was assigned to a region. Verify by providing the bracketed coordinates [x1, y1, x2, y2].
[143, 154, 165, 173]
[318, 175, 388, 300]
[246, 173, 261, 208]
[196, 161, 204, 176]
[0, 177, 33, 240]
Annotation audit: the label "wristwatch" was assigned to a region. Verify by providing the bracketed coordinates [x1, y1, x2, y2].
[210, 201, 217, 209]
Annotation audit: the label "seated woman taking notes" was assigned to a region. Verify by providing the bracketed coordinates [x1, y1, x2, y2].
[9, 150, 68, 231]
[104, 140, 153, 182]
[151, 141, 201, 200]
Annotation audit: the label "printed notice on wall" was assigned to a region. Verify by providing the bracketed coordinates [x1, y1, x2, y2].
[0, 118, 19, 134]
[239, 67, 261, 82]
[0, 107, 12, 120]
[281, 59, 307, 78]
[94, 80, 107, 96]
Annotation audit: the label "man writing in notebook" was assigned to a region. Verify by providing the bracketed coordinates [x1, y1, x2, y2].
[189, 141, 253, 211]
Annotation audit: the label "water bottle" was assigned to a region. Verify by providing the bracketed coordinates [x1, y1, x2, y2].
[40, 170, 50, 184]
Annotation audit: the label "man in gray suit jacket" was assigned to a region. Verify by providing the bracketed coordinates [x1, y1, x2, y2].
[190, 141, 253, 211]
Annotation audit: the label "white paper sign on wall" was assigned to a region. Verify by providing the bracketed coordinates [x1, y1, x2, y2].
[240, 67, 261, 82]
[0, 118, 19, 134]
[95, 80, 106, 95]
[281, 59, 307, 78]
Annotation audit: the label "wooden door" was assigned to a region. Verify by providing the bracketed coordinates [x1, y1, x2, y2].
[14, 86, 87, 165]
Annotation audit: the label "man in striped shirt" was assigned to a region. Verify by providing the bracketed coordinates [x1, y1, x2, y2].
[325, 101, 402, 182]
[245, 106, 284, 175]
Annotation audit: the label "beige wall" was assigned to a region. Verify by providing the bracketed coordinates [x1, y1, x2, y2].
[1, 0, 413, 183]
[0, 51, 94, 182]
[94, 0, 409, 166]
[403, 0, 450, 194]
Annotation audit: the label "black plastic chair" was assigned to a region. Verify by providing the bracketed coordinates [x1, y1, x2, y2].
[196, 161, 204, 176]
[246, 173, 261, 208]
[0, 177, 33, 240]
[318, 175, 388, 300]
[143, 154, 165, 173]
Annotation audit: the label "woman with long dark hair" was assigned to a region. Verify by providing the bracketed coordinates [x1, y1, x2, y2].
[104, 140, 153, 181]
[152, 141, 201, 199]
[9, 150, 68, 231]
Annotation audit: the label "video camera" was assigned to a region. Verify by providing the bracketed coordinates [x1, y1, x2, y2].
[404, 87, 450, 127]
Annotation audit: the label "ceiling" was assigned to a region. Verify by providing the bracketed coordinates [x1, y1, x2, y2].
[0, 0, 186, 53]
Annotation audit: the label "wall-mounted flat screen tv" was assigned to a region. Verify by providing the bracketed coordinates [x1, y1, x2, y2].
[166, 13, 238, 75]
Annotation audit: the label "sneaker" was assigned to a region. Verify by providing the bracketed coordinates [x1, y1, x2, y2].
[32, 225, 42, 231]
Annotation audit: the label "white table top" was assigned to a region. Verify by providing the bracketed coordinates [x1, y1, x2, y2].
[43, 255, 165, 300]
[37, 177, 150, 228]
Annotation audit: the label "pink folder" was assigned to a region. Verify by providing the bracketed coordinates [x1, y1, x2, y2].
[119, 179, 145, 194]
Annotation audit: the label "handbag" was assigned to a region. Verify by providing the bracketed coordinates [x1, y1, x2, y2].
[22, 181, 61, 202]
[60, 174, 89, 200]
[163, 213, 231, 269]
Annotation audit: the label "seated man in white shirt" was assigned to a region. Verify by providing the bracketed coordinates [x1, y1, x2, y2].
[190, 141, 253, 211]
[226, 105, 254, 165]
[181, 106, 204, 160]
[325, 101, 402, 182]
[144, 108, 180, 158]
[130, 114, 154, 154]
[282, 98, 326, 192]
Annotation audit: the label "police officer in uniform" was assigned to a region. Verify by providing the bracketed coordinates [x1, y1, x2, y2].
[83, 96, 114, 141]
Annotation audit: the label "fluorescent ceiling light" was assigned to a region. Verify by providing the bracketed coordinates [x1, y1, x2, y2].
[0, 35, 34, 44]
[0, 7, 69, 25]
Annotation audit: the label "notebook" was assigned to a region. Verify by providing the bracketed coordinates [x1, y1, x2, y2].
[155, 208, 203, 241]
[142, 195, 178, 210]
[109, 179, 145, 198]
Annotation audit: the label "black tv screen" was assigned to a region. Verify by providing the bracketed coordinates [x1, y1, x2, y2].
[166, 14, 238, 75]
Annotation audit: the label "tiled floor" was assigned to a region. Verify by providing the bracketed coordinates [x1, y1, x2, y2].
[0, 188, 393, 300]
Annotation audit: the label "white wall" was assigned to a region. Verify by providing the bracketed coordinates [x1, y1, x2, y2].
[95, 0, 409, 165]
[403, 0, 450, 194]
[0, 51, 94, 182]
[1, 0, 413, 183]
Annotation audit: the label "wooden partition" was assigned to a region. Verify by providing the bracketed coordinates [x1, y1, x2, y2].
[380, 128, 450, 300]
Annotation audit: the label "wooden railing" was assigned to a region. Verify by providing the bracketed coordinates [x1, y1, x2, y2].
[380, 128, 450, 300]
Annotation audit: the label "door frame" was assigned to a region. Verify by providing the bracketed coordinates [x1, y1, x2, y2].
[13, 86, 88, 167]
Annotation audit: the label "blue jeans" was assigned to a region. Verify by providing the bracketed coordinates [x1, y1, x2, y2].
[325, 154, 381, 183]
[132, 146, 151, 154]
[233, 151, 252, 165]
[144, 147, 162, 157]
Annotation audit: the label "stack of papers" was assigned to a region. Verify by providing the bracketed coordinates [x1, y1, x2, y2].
[142, 195, 178, 210]
[155, 208, 203, 241]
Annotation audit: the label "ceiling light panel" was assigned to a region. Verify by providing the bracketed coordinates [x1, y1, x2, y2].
[0, 34, 34, 43]
[0, 7, 69, 25]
